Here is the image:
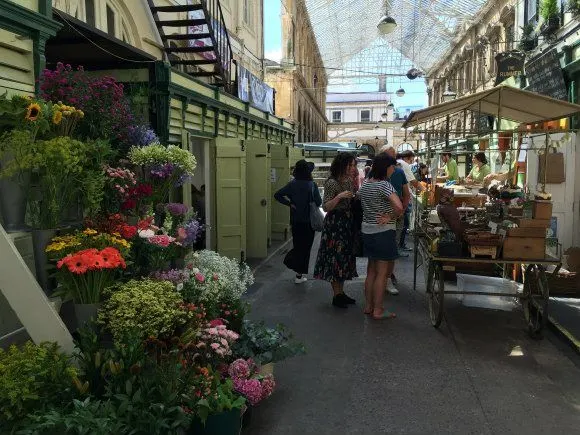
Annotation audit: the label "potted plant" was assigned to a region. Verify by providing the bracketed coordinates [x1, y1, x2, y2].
[232, 320, 306, 374]
[540, 0, 560, 35]
[518, 23, 537, 51]
[186, 374, 246, 435]
[569, 0, 580, 16]
[54, 246, 127, 327]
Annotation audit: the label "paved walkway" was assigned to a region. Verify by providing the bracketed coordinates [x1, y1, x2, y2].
[244, 237, 580, 435]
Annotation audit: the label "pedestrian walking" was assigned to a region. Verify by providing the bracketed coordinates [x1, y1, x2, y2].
[358, 154, 403, 319]
[274, 159, 322, 284]
[313, 153, 358, 308]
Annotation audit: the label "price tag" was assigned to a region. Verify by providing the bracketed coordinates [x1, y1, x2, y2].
[489, 222, 498, 234]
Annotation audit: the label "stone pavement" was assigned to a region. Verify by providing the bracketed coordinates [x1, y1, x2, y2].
[243, 237, 580, 435]
[549, 297, 580, 352]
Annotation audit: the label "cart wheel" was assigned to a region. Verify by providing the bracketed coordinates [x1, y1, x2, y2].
[523, 265, 548, 339]
[427, 264, 444, 328]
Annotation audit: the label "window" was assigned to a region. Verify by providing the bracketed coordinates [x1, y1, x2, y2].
[525, 0, 538, 24]
[106, 5, 115, 36]
[85, 0, 95, 27]
[243, 0, 253, 26]
[360, 109, 371, 122]
[331, 111, 342, 123]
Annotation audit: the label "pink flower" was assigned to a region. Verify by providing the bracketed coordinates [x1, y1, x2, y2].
[195, 272, 205, 283]
[228, 358, 251, 380]
[207, 328, 218, 335]
[210, 343, 220, 350]
[212, 273, 219, 281]
[237, 379, 263, 406]
[148, 235, 175, 247]
[220, 338, 228, 346]
[209, 319, 224, 327]
[261, 375, 276, 399]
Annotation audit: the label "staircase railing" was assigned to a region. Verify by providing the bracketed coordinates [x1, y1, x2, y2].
[201, 0, 236, 94]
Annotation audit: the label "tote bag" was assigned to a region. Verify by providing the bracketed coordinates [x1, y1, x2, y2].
[309, 182, 324, 232]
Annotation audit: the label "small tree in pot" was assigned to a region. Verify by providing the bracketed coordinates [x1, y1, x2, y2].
[518, 23, 537, 51]
[540, 0, 560, 36]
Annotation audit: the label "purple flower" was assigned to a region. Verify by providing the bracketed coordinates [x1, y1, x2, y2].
[166, 202, 189, 217]
[150, 268, 190, 285]
[150, 163, 175, 179]
[127, 124, 160, 147]
[228, 359, 251, 380]
[182, 218, 203, 246]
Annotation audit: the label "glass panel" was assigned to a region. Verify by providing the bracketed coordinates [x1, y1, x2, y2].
[85, 0, 95, 27]
[360, 110, 370, 122]
[332, 111, 342, 123]
[106, 5, 115, 36]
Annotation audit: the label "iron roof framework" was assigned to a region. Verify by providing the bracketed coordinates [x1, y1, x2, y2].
[304, 0, 488, 84]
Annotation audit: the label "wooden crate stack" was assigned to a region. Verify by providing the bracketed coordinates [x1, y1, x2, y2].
[503, 201, 551, 260]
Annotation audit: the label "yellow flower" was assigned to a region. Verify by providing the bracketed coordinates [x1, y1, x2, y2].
[52, 110, 63, 125]
[63, 110, 72, 116]
[112, 237, 131, 249]
[78, 110, 85, 118]
[83, 228, 98, 236]
[45, 241, 66, 252]
[25, 103, 41, 121]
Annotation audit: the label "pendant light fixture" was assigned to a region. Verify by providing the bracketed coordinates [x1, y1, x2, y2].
[396, 88, 405, 97]
[377, 2, 397, 35]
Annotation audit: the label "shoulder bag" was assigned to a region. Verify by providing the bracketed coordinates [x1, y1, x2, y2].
[309, 182, 324, 232]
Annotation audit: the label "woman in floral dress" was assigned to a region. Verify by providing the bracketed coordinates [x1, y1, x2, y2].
[314, 153, 358, 308]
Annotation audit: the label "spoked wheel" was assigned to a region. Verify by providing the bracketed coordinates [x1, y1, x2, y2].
[427, 263, 444, 327]
[522, 265, 549, 339]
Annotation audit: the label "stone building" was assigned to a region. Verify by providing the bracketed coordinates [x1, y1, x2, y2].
[265, 0, 328, 143]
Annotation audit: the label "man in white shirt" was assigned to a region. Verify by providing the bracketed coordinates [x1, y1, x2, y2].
[397, 150, 423, 251]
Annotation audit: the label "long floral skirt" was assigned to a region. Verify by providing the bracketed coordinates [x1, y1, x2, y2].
[314, 209, 358, 282]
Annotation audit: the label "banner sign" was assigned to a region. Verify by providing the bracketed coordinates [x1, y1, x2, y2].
[187, 1, 215, 61]
[524, 49, 567, 100]
[238, 65, 274, 115]
[495, 51, 525, 85]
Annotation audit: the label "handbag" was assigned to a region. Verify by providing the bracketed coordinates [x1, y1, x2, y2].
[309, 182, 324, 232]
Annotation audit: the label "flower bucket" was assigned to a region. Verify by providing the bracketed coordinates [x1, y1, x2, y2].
[0, 171, 30, 233]
[189, 408, 242, 435]
[74, 303, 100, 329]
[259, 362, 275, 376]
[32, 228, 57, 293]
[241, 405, 253, 429]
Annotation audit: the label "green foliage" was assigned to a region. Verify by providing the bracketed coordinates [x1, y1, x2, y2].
[191, 377, 246, 424]
[0, 92, 28, 134]
[99, 279, 188, 340]
[569, 0, 580, 15]
[0, 342, 78, 422]
[0, 129, 36, 179]
[232, 320, 306, 365]
[540, 0, 559, 20]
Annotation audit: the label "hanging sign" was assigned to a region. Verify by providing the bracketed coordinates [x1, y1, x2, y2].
[237, 65, 275, 115]
[524, 49, 567, 100]
[495, 51, 525, 85]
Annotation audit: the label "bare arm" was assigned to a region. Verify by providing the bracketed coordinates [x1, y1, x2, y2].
[402, 184, 411, 210]
[323, 191, 352, 212]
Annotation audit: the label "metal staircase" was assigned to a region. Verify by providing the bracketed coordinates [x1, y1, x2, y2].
[148, 0, 235, 93]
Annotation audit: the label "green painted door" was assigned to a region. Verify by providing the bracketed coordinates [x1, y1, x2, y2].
[271, 144, 291, 241]
[215, 138, 246, 262]
[245, 139, 270, 259]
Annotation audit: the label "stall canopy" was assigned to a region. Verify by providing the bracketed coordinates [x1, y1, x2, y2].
[402, 87, 580, 128]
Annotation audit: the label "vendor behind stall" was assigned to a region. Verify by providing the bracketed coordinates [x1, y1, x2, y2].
[484, 154, 517, 185]
[465, 152, 491, 184]
[436, 188, 465, 240]
[439, 152, 458, 181]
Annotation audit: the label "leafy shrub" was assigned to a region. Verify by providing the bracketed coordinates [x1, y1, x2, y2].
[0, 342, 77, 422]
[99, 279, 188, 340]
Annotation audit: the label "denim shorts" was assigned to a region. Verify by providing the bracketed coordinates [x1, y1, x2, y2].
[362, 230, 399, 261]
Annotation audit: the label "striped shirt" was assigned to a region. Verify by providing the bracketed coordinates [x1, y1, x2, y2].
[358, 180, 396, 234]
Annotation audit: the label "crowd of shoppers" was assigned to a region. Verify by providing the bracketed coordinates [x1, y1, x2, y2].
[274, 147, 428, 319]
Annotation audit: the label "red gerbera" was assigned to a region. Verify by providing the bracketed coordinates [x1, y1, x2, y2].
[120, 224, 137, 239]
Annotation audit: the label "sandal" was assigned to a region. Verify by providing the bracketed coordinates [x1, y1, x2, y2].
[372, 310, 397, 320]
[363, 308, 373, 315]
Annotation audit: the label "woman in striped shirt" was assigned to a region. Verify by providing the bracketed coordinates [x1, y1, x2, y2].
[358, 154, 404, 320]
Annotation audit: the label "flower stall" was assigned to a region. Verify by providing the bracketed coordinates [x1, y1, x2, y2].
[0, 64, 304, 434]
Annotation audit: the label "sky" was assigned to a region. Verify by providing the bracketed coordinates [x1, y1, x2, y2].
[263, 1, 426, 108]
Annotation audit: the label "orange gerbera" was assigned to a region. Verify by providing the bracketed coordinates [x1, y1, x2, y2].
[25, 103, 41, 121]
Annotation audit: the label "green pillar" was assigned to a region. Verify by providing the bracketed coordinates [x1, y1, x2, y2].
[151, 61, 171, 144]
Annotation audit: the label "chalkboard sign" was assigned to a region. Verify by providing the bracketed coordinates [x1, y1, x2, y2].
[525, 49, 567, 100]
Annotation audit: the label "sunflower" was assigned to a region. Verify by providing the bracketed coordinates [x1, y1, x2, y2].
[25, 103, 41, 121]
[52, 110, 63, 125]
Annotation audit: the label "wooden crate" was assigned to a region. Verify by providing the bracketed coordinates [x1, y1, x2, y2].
[507, 227, 546, 238]
[532, 201, 553, 219]
[502, 237, 545, 260]
[516, 218, 550, 228]
[470, 245, 499, 259]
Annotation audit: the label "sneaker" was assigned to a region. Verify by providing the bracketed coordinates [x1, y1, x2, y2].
[332, 295, 349, 308]
[339, 293, 356, 305]
[294, 276, 308, 284]
[386, 279, 399, 295]
[400, 245, 413, 252]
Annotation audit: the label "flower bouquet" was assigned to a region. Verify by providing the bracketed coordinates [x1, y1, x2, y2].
[128, 143, 197, 204]
[46, 228, 132, 261]
[228, 358, 275, 406]
[55, 247, 126, 304]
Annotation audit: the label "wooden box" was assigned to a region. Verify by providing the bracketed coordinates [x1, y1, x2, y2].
[507, 227, 546, 238]
[508, 207, 524, 217]
[516, 218, 550, 228]
[532, 201, 553, 219]
[502, 237, 545, 260]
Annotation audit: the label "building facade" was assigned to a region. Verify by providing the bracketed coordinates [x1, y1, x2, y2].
[264, 0, 328, 143]
[0, 0, 299, 265]
[326, 92, 410, 153]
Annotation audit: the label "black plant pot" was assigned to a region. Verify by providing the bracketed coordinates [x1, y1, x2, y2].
[519, 38, 537, 51]
[241, 405, 253, 430]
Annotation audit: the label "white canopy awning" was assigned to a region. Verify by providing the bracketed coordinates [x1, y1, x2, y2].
[402, 87, 580, 128]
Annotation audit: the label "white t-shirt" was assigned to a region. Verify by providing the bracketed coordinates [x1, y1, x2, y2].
[397, 159, 415, 183]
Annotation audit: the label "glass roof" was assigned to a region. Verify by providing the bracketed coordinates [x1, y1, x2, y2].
[304, 0, 488, 77]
